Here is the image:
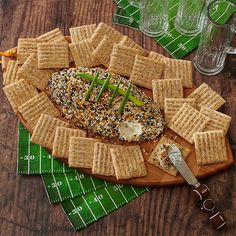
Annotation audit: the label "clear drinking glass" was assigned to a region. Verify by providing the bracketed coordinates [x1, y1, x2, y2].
[139, 0, 168, 37]
[174, 0, 210, 36]
[128, 0, 140, 8]
[193, 1, 236, 75]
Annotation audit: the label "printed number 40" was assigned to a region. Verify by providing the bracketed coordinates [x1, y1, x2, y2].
[178, 43, 187, 51]
[94, 194, 103, 202]
[113, 184, 123, 191]
[51, 181, 62, 188]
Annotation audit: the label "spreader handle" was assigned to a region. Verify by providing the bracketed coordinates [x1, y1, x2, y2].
[192, 185, 227, 230]
[192, 184, 210, 202]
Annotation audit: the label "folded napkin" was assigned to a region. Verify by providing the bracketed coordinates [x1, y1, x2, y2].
[17, 122, 149, 230]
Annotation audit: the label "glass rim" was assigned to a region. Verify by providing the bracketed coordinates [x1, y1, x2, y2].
[207, 0, 236, 27]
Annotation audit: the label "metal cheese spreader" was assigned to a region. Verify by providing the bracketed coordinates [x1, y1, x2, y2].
[168, 144, 227, 230]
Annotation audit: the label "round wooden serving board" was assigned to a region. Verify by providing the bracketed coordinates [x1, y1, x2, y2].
[1, 46, 234, 187]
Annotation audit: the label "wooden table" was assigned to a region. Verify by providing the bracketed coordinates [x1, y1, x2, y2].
[0, 1, 235, 235]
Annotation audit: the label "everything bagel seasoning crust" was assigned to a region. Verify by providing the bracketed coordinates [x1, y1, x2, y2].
[47, 67, 165, 142]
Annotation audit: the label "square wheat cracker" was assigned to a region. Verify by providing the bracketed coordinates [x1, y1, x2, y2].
[37, 28, 67, 43]
[130, 55, 165, 89]
[37, 28, 74, 63]
[3, 79, 38, 112]
[187, 83, 225, 110]
[17, 53, 53, 91]
[194, 130, 228, 165]
[68, 137, 99, 168]
[37, 42, 69, 68]
[163, 58, 193, 88]
[69, 40, 99, 67]
[38, 28, 76, 64]
[89, 22, 124, 48]
[152, 79, 183, 109]
[92, 36, 116, 67]
[200, 106, 231, 135]
[110, 145, 147, 180]
[52, 127, 87, 159]
[92, 142, 117, 176]
[18, 92, 60, 128]
[17, 38, 38, 65]
[70, 24, 96, 43]
[164, 98, 196, 125]
[30, 114, 69, 149]
[3, 60, 20, 85]
[119, 36, 146, 55]
[148, 51, 167, 63]
[148, 136, 190, 176]
[169, 103, 210, 144]
[109, 44, 145, 77]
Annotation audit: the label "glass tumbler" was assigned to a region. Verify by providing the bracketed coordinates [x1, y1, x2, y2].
[174, 0, 210, 36]
[193, 1, 236, 75]
[139, 0, 169, 37]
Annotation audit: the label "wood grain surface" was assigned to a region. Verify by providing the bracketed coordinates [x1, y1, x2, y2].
[0, 0, 235, 235]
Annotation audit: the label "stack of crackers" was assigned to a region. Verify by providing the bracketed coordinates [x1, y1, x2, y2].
[30, 114, 147, 180]
[2, 22, 232, 180]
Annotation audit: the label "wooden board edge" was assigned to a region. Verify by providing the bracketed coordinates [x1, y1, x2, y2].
[1, 46, 235, 187]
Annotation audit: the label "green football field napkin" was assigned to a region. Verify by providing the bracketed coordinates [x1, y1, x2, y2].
[18, 122, 74, 174]
[113, 0, 236, 59]
[17, 122, 149, 230]
[61, 184, 148, 231]
[42, 172, 110, 204]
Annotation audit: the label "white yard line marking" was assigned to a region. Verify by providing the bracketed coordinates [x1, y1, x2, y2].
[51, 155, 53, 173]
[130, 8, 139, 16]
[70, 199, 87, 227]
[64, 173, 74, 198]
[117, 185, 128, 203]
[131, 187, 139, 197]
[93, 192, 108, 214]
[114, 13, 132, 20]
[170, 34, 198, 55]
[116, 0, 122, 4]
[123, 3, 132, 10]
[169, 2, 179, 11]
[90, 176, 96, 190]
[82, 195, 97, 220]
[105, 188, 118, 208]
[76, 172, 85, 194]
[158, 27, 175, 41]
[27, 133, 31, 175]
[216, 4, 231, 21]
[52, 173, 63, 202]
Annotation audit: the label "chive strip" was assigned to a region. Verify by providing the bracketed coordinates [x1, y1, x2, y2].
[95, 73, 111, 102]
[76, 73, 143, 106]
[108, 79, 121, 107]
[84, 73, 99, 101]
[118, 83, 132, 115]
